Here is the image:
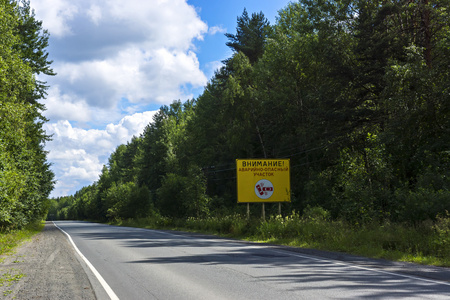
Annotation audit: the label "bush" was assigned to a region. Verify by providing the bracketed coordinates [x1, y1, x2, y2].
[157, 169, 210, 218]
[302, 205, 330, 222]
[432, 211, 450, 259]
[394, 189, 450, 224]
[105, 182, 153, 221]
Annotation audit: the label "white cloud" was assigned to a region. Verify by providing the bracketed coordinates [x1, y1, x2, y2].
[87, 4, 102, 25]
[45, 111, 158, 197]
[30, 0, 78, 37]
[209, 26, 227, 35]
[107, 0, 207, 49]
[32, 0, 209, 119]
[43, 86, 92, 122]
[50, 47, 207, 110]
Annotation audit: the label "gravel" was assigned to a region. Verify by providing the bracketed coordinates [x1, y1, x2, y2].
[0, 222, 97, 300]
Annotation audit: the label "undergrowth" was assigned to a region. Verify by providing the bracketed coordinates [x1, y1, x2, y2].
[112, 209, 450, 267]
[0, 221, 43, 296]
[0, 221, 45, 258]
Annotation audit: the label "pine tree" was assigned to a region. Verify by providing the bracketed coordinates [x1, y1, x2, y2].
[225, 8, 272, 64]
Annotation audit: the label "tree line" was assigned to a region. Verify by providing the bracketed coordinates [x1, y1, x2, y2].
[1, 0, 55, 230]
[50, 1, 450, 225]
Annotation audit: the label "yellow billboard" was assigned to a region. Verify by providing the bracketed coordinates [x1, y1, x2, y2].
[236, 159, 290, 203]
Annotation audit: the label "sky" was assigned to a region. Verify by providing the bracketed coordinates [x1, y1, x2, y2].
[30, 0, 293, 198]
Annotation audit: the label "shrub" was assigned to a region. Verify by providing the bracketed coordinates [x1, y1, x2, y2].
[432, 211, 450, 259]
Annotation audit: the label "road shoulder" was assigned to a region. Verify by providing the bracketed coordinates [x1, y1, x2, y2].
[0, 222, 98, 300]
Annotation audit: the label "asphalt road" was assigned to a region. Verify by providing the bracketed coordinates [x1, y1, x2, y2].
[54, 221, 450, 300]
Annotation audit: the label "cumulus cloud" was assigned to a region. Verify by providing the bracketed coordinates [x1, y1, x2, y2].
[44, 86, 92, 122]
[208, 26, 227, 35]
[30, 0, 227, 197]
[33, 0, 209, 122]
[48, 47, 206, 111]
[87, 4, 102, 25]
[30, 0, 78, 37]
[45, 111, 158, 197]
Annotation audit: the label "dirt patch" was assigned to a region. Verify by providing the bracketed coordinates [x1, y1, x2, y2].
[0, 222, 96, 299]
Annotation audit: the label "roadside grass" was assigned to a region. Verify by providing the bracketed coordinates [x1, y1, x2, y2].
[0, 221, 43, 296]
[112, 210, 450, 267]
[0, 221, 45, 259]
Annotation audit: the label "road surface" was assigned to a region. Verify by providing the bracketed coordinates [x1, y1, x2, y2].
[54, 221, 450, 299]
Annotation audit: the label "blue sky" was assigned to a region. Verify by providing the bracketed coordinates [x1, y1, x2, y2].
[189, 0, 290, 69]
[30, 0, 292, 197]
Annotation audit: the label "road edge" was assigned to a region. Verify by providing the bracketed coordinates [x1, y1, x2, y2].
[52, 221, 120, 300]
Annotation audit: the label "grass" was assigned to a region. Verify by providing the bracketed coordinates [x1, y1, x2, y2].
[0, 221, 43, 297]
[111, 210, 450, 268]
[0, 221, 45, 260]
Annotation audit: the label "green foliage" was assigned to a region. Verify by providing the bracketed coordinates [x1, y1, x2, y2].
[184, 214, 251, 235]
[0, 220, 43, 255]
[252, 210, 449, 266]
[105, 182, 152, 221]
[432, 211, 450, 259]
[394, 189, 450, 224]
[0, 0, 54, 230]
[329, 132, 395, 223]
[225, 8, 272, 64]
[0, 219, 42, 296]
[157, 167, 210, 218]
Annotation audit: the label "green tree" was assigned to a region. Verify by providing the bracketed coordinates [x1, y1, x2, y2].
[15, 0, 55, 103]
[157, 166, 209, 218]
[137, 109, 170, 192]
[1, 0, 54, 229]
[225, 8, 272, 64]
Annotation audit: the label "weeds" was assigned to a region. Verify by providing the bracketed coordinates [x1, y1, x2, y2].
[432, 211, 450, 260]
[113, 208, 450, 267]
[0, 269, 25, 287]
[0, 222, 42, 297]
[0, 221, 44, 256]
[0, 268, 25, 296]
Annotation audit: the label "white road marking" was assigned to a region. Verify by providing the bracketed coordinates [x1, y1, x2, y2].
[268, 248, 450, 287]
[128, 226, 450, 287]
[53, 222, 120, 300]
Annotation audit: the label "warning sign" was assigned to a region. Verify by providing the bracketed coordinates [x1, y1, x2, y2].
[236, 159, 290, 203]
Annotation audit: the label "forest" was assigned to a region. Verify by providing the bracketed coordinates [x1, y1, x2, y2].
[0, 0, 55, 231]
[49, 0, 449, 227]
